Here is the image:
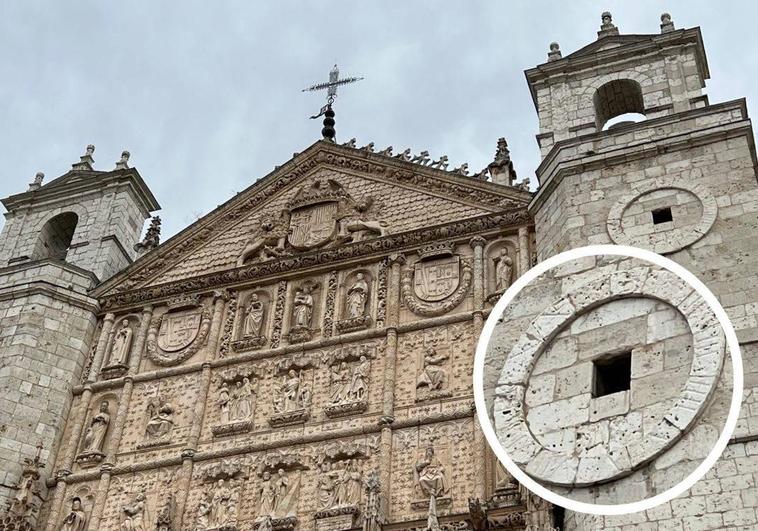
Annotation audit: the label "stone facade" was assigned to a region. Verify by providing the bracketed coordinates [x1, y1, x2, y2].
[0, 10, 756, 531]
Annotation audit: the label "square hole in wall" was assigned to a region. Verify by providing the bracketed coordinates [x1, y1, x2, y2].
[592, 352, 631, 398]
[651, 207, 673, 225]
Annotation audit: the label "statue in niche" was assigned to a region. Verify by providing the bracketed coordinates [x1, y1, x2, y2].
[109, 319, 133, 366]
[60, 497, 87, 531]
[292, 285, 314, 329]
[416, 348, 449, 393]
[81, 401, 110, 454]
[318, 461, 338, 509]
[121, 492, 147, 531]
[495, 251, 513, 292]
[415, 447, 448, 498]
[194, 494, 211, 530]
[144, 400, 174, 440]
[273, 468, 298, 517]
[342, 459, 362, 505]
[346, 273, 369, 318]
[208, 479, 237, 528]
[257, 471, 277, 518]
[243, 294, 265, 338]
[329, 362, 351, 404]
[273, 370, 309, 413]
[218, 383, 232, 424]
[350, 356, 370, 401]
[232, 377, 255, 420]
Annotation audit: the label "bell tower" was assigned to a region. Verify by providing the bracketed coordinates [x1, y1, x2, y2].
[0, 146, 159, 522]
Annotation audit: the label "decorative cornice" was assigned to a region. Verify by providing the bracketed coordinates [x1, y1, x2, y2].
[94, 141, 530, 299]
[99, 209, 531, 312]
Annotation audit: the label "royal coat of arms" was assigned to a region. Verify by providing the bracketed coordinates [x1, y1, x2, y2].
[287, 201, 339, 249]
[146, 300, 211, 366]
[413, 256, 460, 302]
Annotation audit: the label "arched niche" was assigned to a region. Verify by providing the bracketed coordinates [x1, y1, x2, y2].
[593, 79, 645, 131]
[236, 289, 272, 344]
[485, 239, 517, 300]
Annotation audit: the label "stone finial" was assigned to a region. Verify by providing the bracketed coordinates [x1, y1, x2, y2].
[72, 144, 96, 171]
[115, 150, 131, 170]
[660, 12, 675, 33]
[547, 42, 562, 62]
[452, 163, 469, 175]
[598, 11, 619, 38]
[134, 216, 162, 254]
[487, 137, 517, 186]
[27, 171, 45, 191]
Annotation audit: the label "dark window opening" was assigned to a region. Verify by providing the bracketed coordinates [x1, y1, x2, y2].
[592, 352, 631, 398]
[594, 79, 646, 130]
[651, 207, 673, 225]
[32, 212, 78, 261]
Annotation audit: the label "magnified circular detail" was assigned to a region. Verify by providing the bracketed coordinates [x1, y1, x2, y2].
[606, 179, 717, 254]
[493, 265, 725, 486]
[474, 244, 742, 515]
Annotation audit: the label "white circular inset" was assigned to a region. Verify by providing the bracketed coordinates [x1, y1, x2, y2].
[473, 245, 742, 515]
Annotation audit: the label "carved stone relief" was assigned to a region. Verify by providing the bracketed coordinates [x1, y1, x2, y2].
[145, 295, 211, 366]
[320, 343, 379, 418]
[415, 347, 452, 401]
[485, 241, 515, 302]
[336, 270, 373, 334]
[58, 496, 88, 531]
[120, 492, 147, 531]
[231, 290, 271, 352]
[287, 280, 320, 344]
[101, 317, 134, 379]
[254, 454, 307, 530]
[269, 356, 314, 427]
[75, 399, 113, 467]
[193, 460, 246, 531]
[402, 243, 473, 317]
[413, 444, 451, 528]
[211, 367, 263, 437]
[0, 446, 44, 531]
[136, 397, 175, 450]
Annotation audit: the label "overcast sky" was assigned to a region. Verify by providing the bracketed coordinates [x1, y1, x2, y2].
[1, 1, 756, 240]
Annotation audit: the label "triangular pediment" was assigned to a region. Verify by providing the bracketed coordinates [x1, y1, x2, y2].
[94, 140, 531, 300]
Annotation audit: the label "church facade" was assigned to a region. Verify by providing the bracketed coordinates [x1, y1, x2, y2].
[1, 11, 757, 531]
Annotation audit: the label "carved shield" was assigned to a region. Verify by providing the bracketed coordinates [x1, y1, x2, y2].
[413, 256, 460, 302]
[157, 309, 202, 352]
[287, 202, 339, 249]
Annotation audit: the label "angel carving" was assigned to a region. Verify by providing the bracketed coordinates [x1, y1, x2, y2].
[237, 211, 290, 266]
[337, 197, 388, 243]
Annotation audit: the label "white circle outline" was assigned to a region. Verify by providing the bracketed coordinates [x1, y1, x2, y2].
[473, 244, 743, 516]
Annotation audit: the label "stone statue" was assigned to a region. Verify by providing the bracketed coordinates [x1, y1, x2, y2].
[273, 468, 298, 517]
[243, 294, 265, 337]
[292, 285, 314, 329]
[346, 273, 369, 318]
[60, 497, 87, 531]
[257, 471, 277, 517]
[233, 378, 255, 420]
[194, 494, 211, 531]
[329, 362, 351, 404]
[274, 370, 307, 412]
[415, 447, 448, 497]
[416, 348, 449, 392]
[144, 400, 174, 440]
[81, 401, 110, 454]
[258, 515, 273, 531]
[343, 459, 362, 504]
[349, 356, 370, 401]
[109, 320, 133, 366]
[218, 383, 231, 424]
[317, 461, 337, 509]
[495, 252, 513, 292]
[208, 480, 237, 528]
[121, 492, 147, 531]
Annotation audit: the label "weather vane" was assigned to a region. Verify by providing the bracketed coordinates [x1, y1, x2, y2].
[302, 64, 364, 141]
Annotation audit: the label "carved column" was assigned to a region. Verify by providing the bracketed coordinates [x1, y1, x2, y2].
[90, 313, 115, 382]
[518, 227, 530, 276]
[86, 465, 112, 531]
[469, 236, 486, 333]
[379, 254, 404, 524]
[45, 313, 115, 531]
[175, 450, 196, 530]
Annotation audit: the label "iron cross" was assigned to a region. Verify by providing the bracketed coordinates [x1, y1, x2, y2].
[302, 64, 364, 119]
